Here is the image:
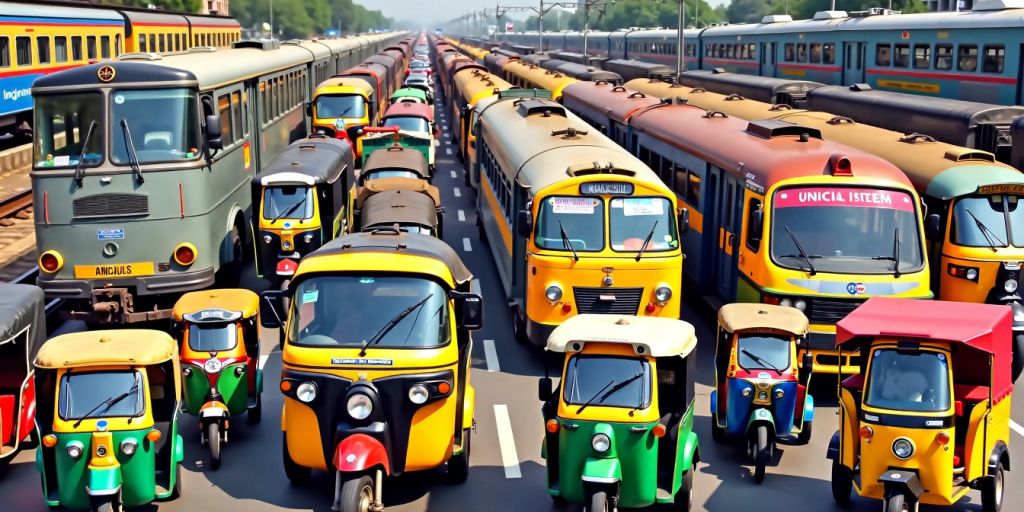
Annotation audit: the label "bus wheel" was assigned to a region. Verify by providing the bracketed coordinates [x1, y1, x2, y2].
[830, 462, 852, 505]
[982, 463, 1005, 512]
[216, 226, 243, 287]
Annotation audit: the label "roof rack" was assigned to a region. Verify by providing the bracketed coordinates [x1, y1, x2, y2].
[565, 162, 636, 177]
[745, 120, 823, 141]
[233, 39, 281, 51]
[813, 10, 848, 20]
[516, 99, 566, 118]
[498, 88, 552, 99]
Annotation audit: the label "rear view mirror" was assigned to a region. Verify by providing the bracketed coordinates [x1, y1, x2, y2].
[205, 114, 223, 150]
[801, 352, 814, 372]
[749, 208, 764, 244]
[452, 292, 483, 331]
[259, 290, 286, 329]
[678, 207, 690, 234]
[306, 101, 313, 117]
[925, 213, 942, 240]
[538, 377, 553, 401]
[516, 210, 533, 238]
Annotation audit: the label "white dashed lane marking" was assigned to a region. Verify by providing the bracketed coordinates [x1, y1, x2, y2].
[483, 339, 499, 372]
[453, 187, 461, 197]
[463, 237, 472, 252]
[451, 170, 457, 178]
[493, 405, 522, 479]
[458, 210, 465, 222]
[1012, 420, 1024, 438]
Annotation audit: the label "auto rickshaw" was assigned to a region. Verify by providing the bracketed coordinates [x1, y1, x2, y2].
[390, 87, 433, 107]
[172, 289, 262, 470]
[539, 314, 700, 511]
[355, 179, 444, 237]
[829, 298, 1013, 512]
[252, 135, 354, 286]
[260, 230, 483, 512]
[34, 330, 185, 511]
[359, 142, 432, 187]
[309, 77, 376, 158]
[0, 283, 45, 468]
[710, 303, 814, 483]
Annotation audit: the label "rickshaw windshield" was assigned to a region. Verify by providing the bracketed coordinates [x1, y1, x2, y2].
[59, 370, 144, 420]
[737, 333, 790, 372]
[288, 276, 451, 349]
[609, 197, 678, 253]
[562, 355, 652, 410]
[536, 196, 604, 252]
[263, 186, 314, 221]
[188, 322, 238, 352]
[865, 349, 951, 413]
[364, 169, 420, 182]
[951, 195, 1024, 248]
[315, 94, 366, 119]
[383, 116, 430, 133]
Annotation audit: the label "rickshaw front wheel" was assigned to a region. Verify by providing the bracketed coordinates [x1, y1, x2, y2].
[208, 423, 222, 470]
[710, 416, 726, 444]
[981, 464, 1005, 512]
[830, 462, 852, 505]
[89, 498, 118, 512]
[282, 433, 311, 485]
[587, 491, 609, 512]
[248, 395, 263, 425]
[168, 462, 183, 500]
[797, 420, 813, 445]
[671, 469, 693, 512]
[339, 475, 375, 512]
[884, 492, 910, 512]
[752, 426, 769, 484]
[447, 428, 472, 483]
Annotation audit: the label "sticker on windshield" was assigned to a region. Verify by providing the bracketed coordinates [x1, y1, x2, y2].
[52, 155, 70, 167]
[301, 290, 319, 303]
[775, 187, 914, 211]
[551, 197, 598, 214]
[620, 197, 665, 216]
[114, 95, 125, 105]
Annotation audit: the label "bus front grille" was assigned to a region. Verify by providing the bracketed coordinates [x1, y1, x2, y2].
[808, 298, 864, 325]
[73, 193, 149, 219]
[572, 287, 643, 315]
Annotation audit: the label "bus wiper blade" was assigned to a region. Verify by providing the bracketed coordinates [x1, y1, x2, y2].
[72, 381, 139, 428]
[964, 207, 1004, 252]
[872, 227, 902, 278]
[558, 220, 579, 262]
[74, 120, 98, 188]
[359, 294, 433, 356]
[576, 370, 644, 414]
[784, 226, 817, 276]
[635, 220, 659, 262]
[741, 348, 782, 373]
[119, 119, 144, 184]
[273, 194, 308, 223]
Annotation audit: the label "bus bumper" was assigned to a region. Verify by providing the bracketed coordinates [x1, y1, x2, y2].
[526, 318, 556, 347]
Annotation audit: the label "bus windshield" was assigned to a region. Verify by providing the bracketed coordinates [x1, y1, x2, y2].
[771, 187, 923, 274]
[59, 370, 144, 420]
[609, 197, 678, 252]
[562, 355, 651, 410]
[263, 186, 314, 221]
[315, 94, 366, 119]
[951, 195, 1024, 248]
[383, 116, 430, 133]
[34, 92, 104, 169]
[536, 196, 603, 252]
[111, 88, 200, 165]
[288, 276, 450, 349]
[737, 333, 791, 372]
[865, 349, 951, 413]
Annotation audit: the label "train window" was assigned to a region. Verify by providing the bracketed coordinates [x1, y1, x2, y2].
[875, 44, 891, 66]
[823, 43, 835, 64]
[796, 44, 807, 63]
[231, 91, 243, 143]
[139, 35, 148, 53]
[54, 36, 67, 63]
[37, 36, 51, 64]
[983, 45, 1005, 73]
[659, 156, 674, 188]
[809, 43, 821, 64]
[193, 35, 200, 47]
[958, 44, 978, 72]
[913, 45, 930, 69]
[687, 171, 702, 212]
[673, 165, 688, 200]
[748, 43, 757, 61]
[745, 198, 763, 252]
[115, 35, 121, 56]
[934, 44, 953, 70]
[15, 36, 30, 67]
[0, 37, 8, 68]
[87, 36, 97, 60]
[148, 35, 156, 54]
[893, 44, 910, 68]
[217, 94, 234, 145]
[158, 34, 166, 53]
[101, 36, 110, 59]
[784, 43, 794, 62]
[71, 36, 82, 61]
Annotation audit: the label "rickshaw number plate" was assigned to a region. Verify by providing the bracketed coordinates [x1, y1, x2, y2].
[332, 358, 393, 366]
[74, 262, 155, 279]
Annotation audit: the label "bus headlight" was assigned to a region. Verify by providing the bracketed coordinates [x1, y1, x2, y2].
[892, 438, 914, 459]
[545, 284, 563, 303]
[794, 299, 807, 311]
[654, 285, 672, 304]
[1005, 279, 1018, 293]
[347, 393, 373, 420]
[66, 441, 84, 460]
[173, 243, 197, 266]
[39, 250, 64, 273]
[591, 433, 611, 453]
[779, 297, 793, 308]
[296, 382, 318, 403]
[408, 384, 429, 405]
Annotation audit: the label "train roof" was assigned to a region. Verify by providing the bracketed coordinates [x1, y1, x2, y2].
[562, 81, 662, 125]
[184, 15, 242, 28]
[285, 40, 333, 61]
[0, 1, 123, 22]
[679, 70, 824, 103]
[504, 61, 578, 99]
[453, 69, 513, 103]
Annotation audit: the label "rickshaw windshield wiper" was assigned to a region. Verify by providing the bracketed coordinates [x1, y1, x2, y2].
[359, 294, 433, 356]
[558, 220, 579, 261]
[783, 226, 817, 276]
[119, 118, 144, 184]
[72, 380, 140, 428]
[73, 120, 98, 188]
[741, 349, 783, 373]
[964, 207, 1005, 252]
[634, 220, 659, 262]
[871, 227, 902, 278]
[273, 194, 308, 223]
[575, 370, 644, 414]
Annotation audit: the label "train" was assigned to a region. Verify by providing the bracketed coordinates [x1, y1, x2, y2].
[491, 0, 1024, 105]
[0, 0, 241, 139]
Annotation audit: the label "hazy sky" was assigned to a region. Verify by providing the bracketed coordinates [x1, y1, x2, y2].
[355, 0, 729, 28]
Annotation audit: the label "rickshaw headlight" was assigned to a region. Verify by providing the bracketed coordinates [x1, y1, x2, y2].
[95, 444, 108, 458]
[757, 390, 768, 401]
[296, 382, 318, 403]
[264, 235, 273, 244]
[654, 285, 672, 304]
[120, 438, 138, 456]
[741, 387, 752, 398]
[408, 384, 429, 404]
[204, 358, 223, 373]
[347, 393, 373, 420]
[545, 285, 563, 303]
[283, 240, 292, 250]
[303, 233, 314, 243]
[775, 389, 785, 399]
[965, 268, 979, 281]
[892, 438, 914, 459]
[794, 299, 807, 311]
[779, 298, 793, 308]
[591, 433, 611, 453]
[1005, 279, 1018, 293]
[65, 441, 84, 460]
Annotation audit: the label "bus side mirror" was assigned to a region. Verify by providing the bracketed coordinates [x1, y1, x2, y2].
[749, 208, 764, 244]
[205, 114, 223, 151]
[678, 207, 690, 234]
[538, 377, 553, 401]
[516, 210, 533, 238]
[925, 213, 942, 240]
[259, 290, 286, 329]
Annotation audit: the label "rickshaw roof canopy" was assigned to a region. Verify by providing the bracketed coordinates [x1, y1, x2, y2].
[355, 177, 441, 209]
[360, 189, 439, 230]
[362, 145, 430, 177]
[718, 303, 809, 335]
[383, 101, 434, 121]
[391, 88, 428, 101]
[35, 329, 179, 369]
[0, 283, 46, 364]
[308, 231, 472, 285]
[546, 314, 697, 358]
[253, 135, 352, 187]
[172, 288, 259, 322]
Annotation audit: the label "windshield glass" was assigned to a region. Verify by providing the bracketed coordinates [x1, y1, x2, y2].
[263, 186, 314, 220]
[952, 195, 1024, 248]
[188, 323, 238, 352]
[609, 197, 678, 252]
[363, 169, 420, 182]
[411, 60, 429, 69]
[288, 276, 450, 349]
[34, 92, 104, 169]
[383, 116, 430, 133]
[865, 349, 951, 413]
[111, 89, 200, 165]
[59, 370, 144, 420]
[536, 196, 603, 251]
[315, 94, 366, 119]
[562, 355, 651, 409]
[737, 333, 791, 371]
[771, 187, 922, 274]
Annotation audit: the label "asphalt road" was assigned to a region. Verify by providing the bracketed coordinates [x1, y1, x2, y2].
[3, 88, 1024, 512]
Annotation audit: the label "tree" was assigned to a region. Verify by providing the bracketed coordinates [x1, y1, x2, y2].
[98, 0, 202, 11]
[727, 0, 771, 23]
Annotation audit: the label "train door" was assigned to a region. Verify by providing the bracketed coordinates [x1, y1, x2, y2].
[711, 168, 742, 301]
[843, 42, 866, 84]
[1017, 43, 1024, 105]
[760, 42, 777, 77]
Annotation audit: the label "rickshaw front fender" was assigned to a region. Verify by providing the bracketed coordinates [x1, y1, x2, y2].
[709, 390, 717, 417]
[256, 368, 264, 395]
[803, 394, 815, 422]
[175, 434, 184, 464]
[989, 441, 1010, 474]
[461, 385, 475, 431]
[746, 408, 776, 437]
[826, 431, 840, 460]
[581, 456, 621, 485]
[680, 430, 700, 472]
[86, 466, 122, 497]
[879, 469, 924, 499]
[333, 433, 391, 475]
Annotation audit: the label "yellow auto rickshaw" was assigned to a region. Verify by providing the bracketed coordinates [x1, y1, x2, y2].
[829, 298, 1013, 512]
[34, 330, 185, 511]
[260, 229, 483, 512]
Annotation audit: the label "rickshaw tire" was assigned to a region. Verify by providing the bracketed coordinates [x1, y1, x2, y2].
[90, 500, 115, 512]
[797, 420, 813, 445]
[448, 428, 472, 483]
[672, 469, 694, 512]
[885, 493, 908, 512]
[710, 417, 726, 444]
[282, 433, 311, 485]
[753, 426, 768, 483]
[208, 423, 222, 470]
[1011, 335, 1024, 383]
[339, 475, 374, 512]
[248, 395, 263, 425]
[981, 464, 1005, 512]
[169, 462, 183, 500]
[587, 491, 609, 512]
[830, 462, 852, 505]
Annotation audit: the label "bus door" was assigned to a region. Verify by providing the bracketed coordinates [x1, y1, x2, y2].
[760, 42, 777, 77]
[842, 42, 866, 84]
[711, 168, 743, 301]
[1017, 43, 1024, 105]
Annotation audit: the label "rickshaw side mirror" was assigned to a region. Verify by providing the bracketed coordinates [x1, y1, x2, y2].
[452, 292, 483, 331]
[259, 290, 287, 329]
[749, 208, 764, 244]
[678, 207, 690, 234]
[205, 114, 223, 151]
[801, 352, 813, 372]
[538, 377, 553, 401]
[925, 213, 942, 240]
[306, 101, 313, 117]
[516, 210, 533, 238]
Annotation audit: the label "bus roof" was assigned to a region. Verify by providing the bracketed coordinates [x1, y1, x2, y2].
[563, 81, 662, 125]
[504, 61, 578, 99]
[454, 68, 513, 104]
[383, 101, 434, 121]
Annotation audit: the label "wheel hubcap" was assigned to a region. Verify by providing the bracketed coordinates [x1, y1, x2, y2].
[358, 484, 373, 512]
[996, 471, 1004, 507]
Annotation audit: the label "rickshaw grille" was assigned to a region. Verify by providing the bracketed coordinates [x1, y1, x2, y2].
[573, 287, 643, 314]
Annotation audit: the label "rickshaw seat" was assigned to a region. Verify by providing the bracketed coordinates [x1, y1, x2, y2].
[0, 394, 14, 444]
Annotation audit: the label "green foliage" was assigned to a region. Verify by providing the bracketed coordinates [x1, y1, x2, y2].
[546, 0, 723, 31]
[724, 0, 929, 23]
[97, 0, 202, 11]
[217, 0, 392, 38]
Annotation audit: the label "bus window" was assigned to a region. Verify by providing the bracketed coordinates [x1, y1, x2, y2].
[745, 198, 763, 252]
[110, 89, 200, 164]
[809, 43, 821, 64]
[15, 36, 30, 66]
[158, 34, 166, 53]
[674, 165, 688, 201]
[875, 44, 891, 66]
[983, 45, 1004, 73]
[934, 44, 952, 70]
[231, 91, 243, 144]
[823, 43, 835, 64]
[149, 35, 156, 54]
[893, 44, 910, 68]
[55, 36, 67, 63]
[610, 197, 678, 252]
[37, 36, 50, 64]
[87, 36, 97, 60]
[218, 94, 234, 146]
[958, 44, 978, 72]
[139, 34, 147, 52]
[0, 37, 8, 68]
[115, 34, 121, 55]
[71, 36, 82, 61]
[913, 44, 930, 69]
[796, 44, 807, 62]
[687, 171, 702, 212]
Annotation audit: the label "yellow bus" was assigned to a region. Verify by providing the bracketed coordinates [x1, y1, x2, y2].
[501, 60, 577, 101]
[450, 68, 512, 167]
